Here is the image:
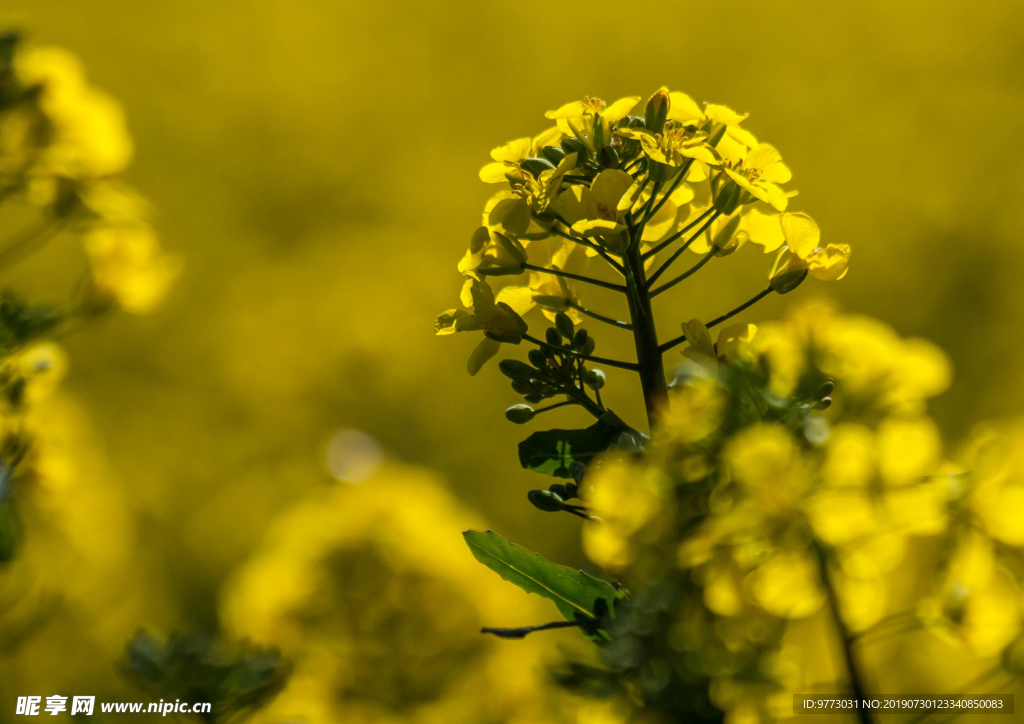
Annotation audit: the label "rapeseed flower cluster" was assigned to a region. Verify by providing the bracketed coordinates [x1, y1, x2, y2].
[0, 32, 178, 314]
[439, 88, 1023, 724]
[575, 304, 1024, 722]
[437, 89, 849, 389]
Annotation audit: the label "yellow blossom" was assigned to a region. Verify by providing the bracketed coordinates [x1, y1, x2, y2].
[479, 126, 563, 183]
[434, 277, 528, 341]
[83, 224, 181, 314]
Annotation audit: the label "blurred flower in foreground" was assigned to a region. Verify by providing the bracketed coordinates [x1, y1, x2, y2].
[222, 462, 585, 724]
[0, 32, 179, 314]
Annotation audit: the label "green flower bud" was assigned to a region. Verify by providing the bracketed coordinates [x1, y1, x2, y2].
[767, 247, 808, 294]
[582, 337, 597, 356]
[572, 328, 589, 351]
[584, 369, 606, 390]
[817, 380, 835, 398]
[598, 145, 619, 169]
[498, 359, 534, 381]
[563, 482, 579, 499]
[561, 137, 589, 162]
[623, 115, 645, 129]
[568, 461, 587, 482]
[713, 180, 743, 215]
[528, 489, 565, 512]
[505, 404, 536, 424]
[813, 396, 832, 411]
[540, 146, 567, 166]
[528, 349, 548, 368]
[707, 124, 727, 148]
[511, 379, 534, 395]
[555, 312, 575, 340]
[524, 393, 543, 403]
[545, 327, 562, 347]
[520, 157, 556, 177]
[548, 483, 567, 498]
[644, 88, 670, 135]
[533, 294, 569, 312]
[592, 113, 605, 150]
[708, 215, 741, 254]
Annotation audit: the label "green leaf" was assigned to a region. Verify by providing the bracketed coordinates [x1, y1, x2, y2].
[463, 529, 620, 624]
[517, 417, 620, 478]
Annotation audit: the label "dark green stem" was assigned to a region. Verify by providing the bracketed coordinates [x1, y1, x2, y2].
[522, 263, 627, 293]
[812, 540, 873, 724]
[567, 301, 632, 330]
[649, 249, 716, 297]
[658, 287, 774, 353]
[622, 240, 666, 428]
[645, 211, 720, 288]
[641, 207, 716, 260]
[522, 333, 638, 372]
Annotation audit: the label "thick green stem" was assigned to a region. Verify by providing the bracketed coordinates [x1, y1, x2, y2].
[812, 540, 874, 724]
[622, 239, 666, 428]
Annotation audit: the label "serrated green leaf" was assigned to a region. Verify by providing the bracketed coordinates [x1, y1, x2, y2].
[517, 417, 620, 478]
[463, 529, 620, 623]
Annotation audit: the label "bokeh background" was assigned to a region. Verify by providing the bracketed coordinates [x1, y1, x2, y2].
[1, 0, 1024, 720]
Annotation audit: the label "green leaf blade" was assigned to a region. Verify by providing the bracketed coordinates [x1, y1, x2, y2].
[517, 418, 621, 478]
[463, 529, 620, 623]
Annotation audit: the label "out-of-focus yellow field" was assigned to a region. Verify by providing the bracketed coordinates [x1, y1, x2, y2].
[1, 1, 1023, 721]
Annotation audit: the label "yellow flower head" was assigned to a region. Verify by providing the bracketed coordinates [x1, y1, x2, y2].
[434, 277, 528, 341]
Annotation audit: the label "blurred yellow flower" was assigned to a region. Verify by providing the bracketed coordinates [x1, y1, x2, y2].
[83, 224, 181, 314]
[222, 463, 580, 724]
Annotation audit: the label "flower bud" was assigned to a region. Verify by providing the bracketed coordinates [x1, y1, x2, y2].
[572, 329, 589, 351]
[584, 369, 606, 390]
[505, 404, 536, 424]
[769, 267, 807, 294]
[768, 246, 809, 294]
[499, 359, 534, 381]
[511, 379, 534, 395]
[713, 180, 742, 215]
[524, 393, 544, 403]
[520, 157, 556, 177]
[540, 146, 567, 166]
[598, 145, 619, 169]
[533, 294, 569, 312]
[528, 349, 548, 368]
[555, 313, 575, 340]
[561, 137, 589, 162]
[548, 483, 567, 499]
[545, 328, 562, 347]
[709, 215, 741, 254]
[813, 396, 832, 410]
[528, 489, 565, 512]
[563, 482, 579, 499]
[707, 124, 727, 148]
[644, 88, 670, 135]
[582, 336, 596, 356]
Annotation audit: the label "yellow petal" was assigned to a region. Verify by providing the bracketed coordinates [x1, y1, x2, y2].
[479, 161, 510, 183]
[495, 284, 537, 316]
[806, 243, 850, 281]
[545, 101, 588, 120]
[877, 416, 942, 486]
[704, 104, 748, 126]
[603, 96, 641, 122]
[489, 137, 532, 162]
[740, 206, 785, 252]
[780, 212, 821, 258]
[667, 92, 703, 122]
